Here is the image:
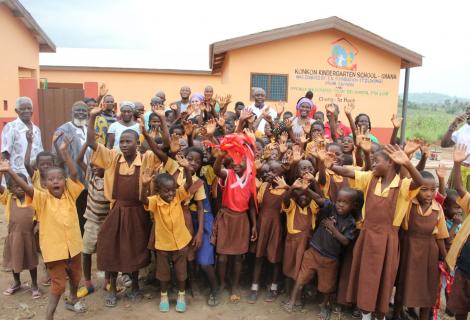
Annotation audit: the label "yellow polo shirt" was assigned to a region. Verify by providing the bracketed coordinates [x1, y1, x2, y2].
[447, 193, 470, 270]
[27, 179, 84, 263]
[282, 198, 318, 234]
[32, 170, 47, 192]
[354, 170, 420, 227]
[402, 198, 449, 239]
[145, 186, 192, 251]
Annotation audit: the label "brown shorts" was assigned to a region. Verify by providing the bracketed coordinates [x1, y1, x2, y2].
[447, 269, 470, 315]
[46, 254, 82, 296]
[297, 247, 339, 294]
[156, 247, 188, 282]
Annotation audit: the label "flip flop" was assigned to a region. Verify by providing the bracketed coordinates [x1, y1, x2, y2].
[105, 293, 118, 307]
[65, 300, 87, 313]
[229, 294, 241, 304]
[3, 284, 22, 296]
[207, 291, 220, 307]
[126, 290, 143, 302]
[31, 288, 41, 299]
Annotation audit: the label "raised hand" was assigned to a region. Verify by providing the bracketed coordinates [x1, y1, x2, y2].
[284, 118, 294, 129]
[0, 158, 10, 172]
[137, 117, 146, 133]
[280, 131, 289, 144]
[176, 154, 190, 168]
[453, 144, 470, 163]
[205, 118, 217, 136]
[435, 163, 447, 180]
[303, 172, 315, 183]
[216, 116, 225, 128]
[292, 145, 302, 163]
[323, 151, 337, 169]
[243, 128, 256, 142]
[279, 140, 288, 154]
[358, 136, 372, 153]
[292, 178, 305, 190]
[273, 176, 288, 189]
[354, 126, 368, 147]
[404, 139, 420, 156]
[299, 134, 309, 145]
[218, 94, 232, 108]
[239, 108, 254, 121]
[89, 105, 103, 117]
[325, 103, 336, 116]
[274, 101, 285, 118]
[170, 134, 181, 153]
[451, 113, 466, 129]
[99, 83, 108, 96]
[182, 120, 194, 136]
[59, 135, 73, 151]
[419, 140, 430, 158]
[26, 130, 33, 144]
[391, 114, 403, 129]
[344, 102, 355, 115]
[384, 144, 412, 165]
[142, 168, 155, 185]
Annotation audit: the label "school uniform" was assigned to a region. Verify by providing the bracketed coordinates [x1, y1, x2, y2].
[145, 187, 192, 282]
[27, 179, 84, 296]
[211, 169, 253, 255]
[92, 143, 151, 273]
[0, 190, 38, 273]
[446, 193, 470, 314]
[319, 169, 350, 202]
[346, 171, 419, 314]
[31, 170, 47, 192]
[281, 198, 318, 280]
[395, 199, 449, 308]
[255, 182, 285, 264]
[297, 200, 356, 293]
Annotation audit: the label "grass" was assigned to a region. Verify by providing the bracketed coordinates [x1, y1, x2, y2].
[400, 108, 454, 143]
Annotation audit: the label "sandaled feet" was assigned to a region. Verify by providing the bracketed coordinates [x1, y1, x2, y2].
[159, 294, 170, 313]
[229, 293, 241, 304]
[77, 285, 95, 298]
[3, 284, 22, 296]
[41, 277, 51, 287]
[281, 300, 303, 313]
[65, 300, 87, 313]
[352, 307, 361, 318]
[126, 290, 143, 302]
[247, 290, 258, 304]
[264, 289, 278, 302]
[207, 290, 220, 307]
[175, 292, 186, 313]
[31, 288, 41, 299]
[104, 293, 118, 307]
[319, 306, 332, 320]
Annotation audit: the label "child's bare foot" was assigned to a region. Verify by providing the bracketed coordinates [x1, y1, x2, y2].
[281, 300, 294, 313]
[104, 293, 117, 307]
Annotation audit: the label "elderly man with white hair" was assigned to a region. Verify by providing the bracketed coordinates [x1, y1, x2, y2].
[107, 101, 140, 150]
[248, 87, 278, 134]
[1, 97, 43, 178]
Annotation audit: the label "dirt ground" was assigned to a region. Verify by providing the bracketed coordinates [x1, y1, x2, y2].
[0, 146, 464, 320]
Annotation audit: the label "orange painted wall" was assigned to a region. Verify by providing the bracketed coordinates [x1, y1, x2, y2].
[0, 4, 40, 118]
[40, 29, 402, 139]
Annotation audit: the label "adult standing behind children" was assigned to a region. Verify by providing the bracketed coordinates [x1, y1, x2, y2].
[1, 97, 43, 180]
[107, 101, 140, 150]
[249, 88, 278, 134]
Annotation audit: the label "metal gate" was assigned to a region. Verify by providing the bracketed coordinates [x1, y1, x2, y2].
[37, 88, 84, 151]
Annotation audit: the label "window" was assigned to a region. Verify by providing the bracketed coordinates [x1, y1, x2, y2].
[250, 73, 288, 101]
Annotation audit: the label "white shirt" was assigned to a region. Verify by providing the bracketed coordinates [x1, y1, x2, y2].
[452, 123, 470, 165]
[108, 121, 140, 149]
[249, 104, 277, 134]
[1, 118, 43, 177]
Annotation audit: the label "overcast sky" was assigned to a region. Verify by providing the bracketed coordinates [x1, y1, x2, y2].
[22, 0, 470, 98]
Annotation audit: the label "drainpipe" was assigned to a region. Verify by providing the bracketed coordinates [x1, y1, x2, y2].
[400, 67, 410, 145]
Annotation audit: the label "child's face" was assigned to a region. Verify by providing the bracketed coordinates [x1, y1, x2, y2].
[417, 178, 436, 206]
[327, 145, 343, 165]
[297, 160, 314, 178]
[37, 156, 54, 176]
[335, 190, 355, 215]
[342, 136, 354, 153]
[257, 163, 269, 180]
[269, 148, 280, 160]
[310, 124, 324, 137]
[166, 112, 175, 124]
[283, 113, 293, 121]
[10, 182, 25, 199]
[157, 179, 177, 203]
[293, 188, 311, 208]
[232, 158, 247, 176]
[120, 107, 134, 122]
[372, 153, 392, 177]
[186, 151, 202, 174]
[149, 117, 160, 129]
[356, 115, 370, 130]
[264, 123, 273, 137]
[172, 128, 183, 139]
[225, 121, 235, 134]
[444, 196, 463, 220]
[314, 112, 324, 123]
[46, 169, 66, 198]
[266, 162, 283, 184]
[119, 132, 137, 157]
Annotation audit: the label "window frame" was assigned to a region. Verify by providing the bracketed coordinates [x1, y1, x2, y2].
[250, 72, 288, 102]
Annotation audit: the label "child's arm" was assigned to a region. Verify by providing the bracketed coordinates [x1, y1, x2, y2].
[177, 155, 193, 191]
[435, 164, 447, 196]
[452, 143, 470, 198]
[344, 103, 356, 140]
[235, 108, 253, 133]
[415, 143, 430, 172]
[321, 218, 349, 246]
[249, 194, 257, 242]
[383, 144, 423, 189]
[183, 120, 195, 147]
[76, 143, 88, 174]
[0, 171, 4, 194]
[59, 136, 78, 182]
[87, 106, 103, 151]
[139, 117, 168, 164]
[24, 130, 34, 178]
[192, 200, 204, 249]
[326, 105, 338, 141]
[390, 114, 402, 145]
[281, 178, 304, 207]
[140, 168, 154, 206]
[437, 239, 447, 259]
[305, 187, 325, 207]
[0, 160, 33, 197]
[213, 150, 228, 180]
[357, 135, 372, 171]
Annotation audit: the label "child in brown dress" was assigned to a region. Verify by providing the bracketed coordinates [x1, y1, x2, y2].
[393, 170, 449, 320]
[326, 144, 423, 320]
[0, 171, 39, 299]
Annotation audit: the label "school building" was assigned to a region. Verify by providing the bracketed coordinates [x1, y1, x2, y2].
[1, 0, 422, 144]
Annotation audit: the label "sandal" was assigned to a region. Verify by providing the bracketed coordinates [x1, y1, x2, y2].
[41, 278, 51, 287]
[247, 290, 258, 304]
[104, 293, 118, 307]
[319, 306, 332, 320]
[207, 291, 220, 307]
[3, 284, 22, 296]
[265, 289, 278, 302]
[281, 300, 294, 313]
[77, 285, 95, 298]
[229, 294, 241, 304]
[175, 293, 186, 313]
[65, 300, 87, 313]
[31, 288, 41, 299]
[126, 290, 143, 302]
[159, 294, 170, 313]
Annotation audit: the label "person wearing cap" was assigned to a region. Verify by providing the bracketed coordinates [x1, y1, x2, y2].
[107, 101, 140, 150]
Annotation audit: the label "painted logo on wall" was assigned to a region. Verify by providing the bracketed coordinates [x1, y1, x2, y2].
[327, 38, 358, 71]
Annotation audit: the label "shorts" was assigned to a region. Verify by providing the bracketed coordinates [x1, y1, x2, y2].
[82, 220, 102, 254]
[46, 254, 82, 296]
[156, 246, 188, 282]
[297, 247, 339, 294]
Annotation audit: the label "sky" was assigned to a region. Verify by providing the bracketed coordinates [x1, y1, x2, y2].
[22, 0, 470, 98]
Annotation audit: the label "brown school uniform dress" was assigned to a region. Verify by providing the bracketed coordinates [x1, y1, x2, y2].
[255, 183, 285, 263]
[97, 156, 151, 273]
[282, 199, 318, 280]
[395, 199, 449, 308]
[324, 170, 349, 203]
[2, 197, 38, 273]
[346, 176, 402, 314]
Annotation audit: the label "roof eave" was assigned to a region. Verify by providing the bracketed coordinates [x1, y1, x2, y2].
[39, 65, 214, 75]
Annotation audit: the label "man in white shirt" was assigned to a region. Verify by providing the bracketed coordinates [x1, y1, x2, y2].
[1, 97, 43, 179]
[248, 88, 277, 134]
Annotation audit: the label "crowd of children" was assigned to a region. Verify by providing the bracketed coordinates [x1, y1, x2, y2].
[0, 87, 469, 320]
